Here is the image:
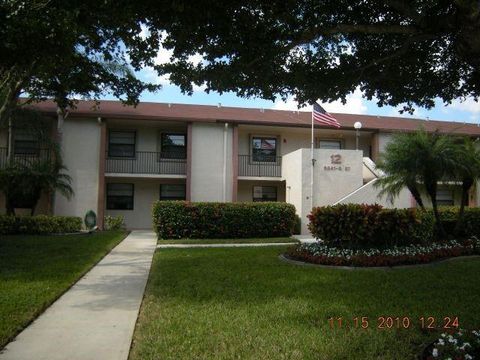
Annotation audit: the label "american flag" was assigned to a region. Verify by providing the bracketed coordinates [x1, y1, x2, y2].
[313, 103, 341, 128]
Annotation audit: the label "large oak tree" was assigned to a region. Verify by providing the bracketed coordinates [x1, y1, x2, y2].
[0, 0, 160, 122]
[149, 0, 479, 111]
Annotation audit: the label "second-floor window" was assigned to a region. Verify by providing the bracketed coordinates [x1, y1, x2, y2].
[252, 136, 277, 162]
[14, 130, 39, 155]
[318, 139, 342, 149]
[161, 133, 186, 159]
[108, 130, 136, 158]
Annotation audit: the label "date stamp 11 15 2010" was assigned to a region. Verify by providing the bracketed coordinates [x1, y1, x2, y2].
[328, 316, 459, 330]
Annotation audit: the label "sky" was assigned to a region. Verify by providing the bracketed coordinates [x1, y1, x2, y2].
[120, 76, 479, 124]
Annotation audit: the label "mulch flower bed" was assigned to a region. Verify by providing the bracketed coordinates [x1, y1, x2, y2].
[286, 238, 480, 267]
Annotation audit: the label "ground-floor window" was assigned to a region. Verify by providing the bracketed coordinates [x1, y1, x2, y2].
[436, 189, 454, 206]
[106, 183, 134, 210]
[160, 184, 186, 200]
[252, 186, 277, 202]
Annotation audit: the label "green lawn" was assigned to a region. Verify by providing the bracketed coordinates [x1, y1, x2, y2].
[157, 237, 298, 245]
[0, 230, 127, 349]
[130, 246, 480, 360]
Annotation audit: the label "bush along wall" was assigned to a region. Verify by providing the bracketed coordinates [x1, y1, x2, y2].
[287, 204, 478, 268]
[152, 201, 297, 239]
[308, 204, 435, 248]
[430, 206, 480, 238]
[0, 215, 82, 235]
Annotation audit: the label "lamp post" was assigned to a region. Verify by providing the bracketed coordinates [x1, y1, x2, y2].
[354, 121, 362, 150]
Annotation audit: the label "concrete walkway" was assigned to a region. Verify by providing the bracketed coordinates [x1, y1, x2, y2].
[293, 235, 318, 244]
[0, 230, 157, 360]
[157, 242, 297, 249]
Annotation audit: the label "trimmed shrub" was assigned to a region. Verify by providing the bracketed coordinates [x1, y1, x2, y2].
[308, 204, 434, 248]
[293, 215, 302, 235]
[0, 215, 82, 235]
[430, 206, 480, 237]
[104, 215, 125, 230]
[152, 201, 297, 239]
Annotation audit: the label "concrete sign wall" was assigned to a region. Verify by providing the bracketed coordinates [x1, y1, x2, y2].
[283, 148, 363, 234]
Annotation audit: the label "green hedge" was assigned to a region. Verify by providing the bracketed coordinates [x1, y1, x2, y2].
[152, 201, 297, 239]
[308, 204, 434, 248]
[0, 215, 82, 235]
[433, 206, 480, 237]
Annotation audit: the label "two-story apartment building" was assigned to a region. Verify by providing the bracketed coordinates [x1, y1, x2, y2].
[1, 100, 480, 233]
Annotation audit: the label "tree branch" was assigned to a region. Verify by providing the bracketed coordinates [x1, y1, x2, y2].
[383, 0, 423, 24]
[290, 24, 420, 48]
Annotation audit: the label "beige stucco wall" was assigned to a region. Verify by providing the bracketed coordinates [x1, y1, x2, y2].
[237, 180, 286, 202]
[281, 149, 305, 228]
[190, 122, 233, 201]
[238, 125, 372, 158]
[54, 117, 100, 220]
[336, 179, 412, 208]
[105, 177, 185, 229]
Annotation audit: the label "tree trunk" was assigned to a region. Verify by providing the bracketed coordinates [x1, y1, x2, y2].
[5, 194, 15, 216]
[454, 178, 473, 236]
[407, 185, 425, 210]
[426, 182, 446, 239]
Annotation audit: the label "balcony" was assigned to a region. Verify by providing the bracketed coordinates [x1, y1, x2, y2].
[238, 154, 282, 178]
[105, 151, 186, 176]
[0, 147, 52, 169]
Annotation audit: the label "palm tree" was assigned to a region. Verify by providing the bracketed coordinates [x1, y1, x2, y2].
[26, 156, 73, 215]
[452, 138, 480, 235]
[375, 129, 458, 237]
[375, 134, 425, 209]
[0, 108, 73, 215]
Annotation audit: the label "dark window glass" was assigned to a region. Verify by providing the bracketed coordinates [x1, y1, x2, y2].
[252, 137, 277, 162]
[160, 184, 186, 200]
[161, 133, 186, 159]
[253, 186, 277, 202]
[108, 131, 136, 157]
[319, 140, 342, 149]
[14, 131, 39, 155]
[436, 189, 454, 206]
[106, 183, 134, 210]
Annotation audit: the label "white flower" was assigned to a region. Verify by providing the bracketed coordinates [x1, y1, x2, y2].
[437, 339, 445, 346]
[432, 348, 438, 357]
[465, 354, 473, 360]
[448, 337, 458, 345]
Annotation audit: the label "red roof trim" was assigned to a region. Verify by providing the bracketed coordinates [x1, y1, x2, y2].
[27, 99, 480, 136]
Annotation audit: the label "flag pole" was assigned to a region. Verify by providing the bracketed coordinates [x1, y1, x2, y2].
[311, 105, 315, 213]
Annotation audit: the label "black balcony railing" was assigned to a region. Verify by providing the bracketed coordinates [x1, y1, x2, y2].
[105, 151, 186, 175]
[238, 155, 282, 177]
[0, 147, 52, 169]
